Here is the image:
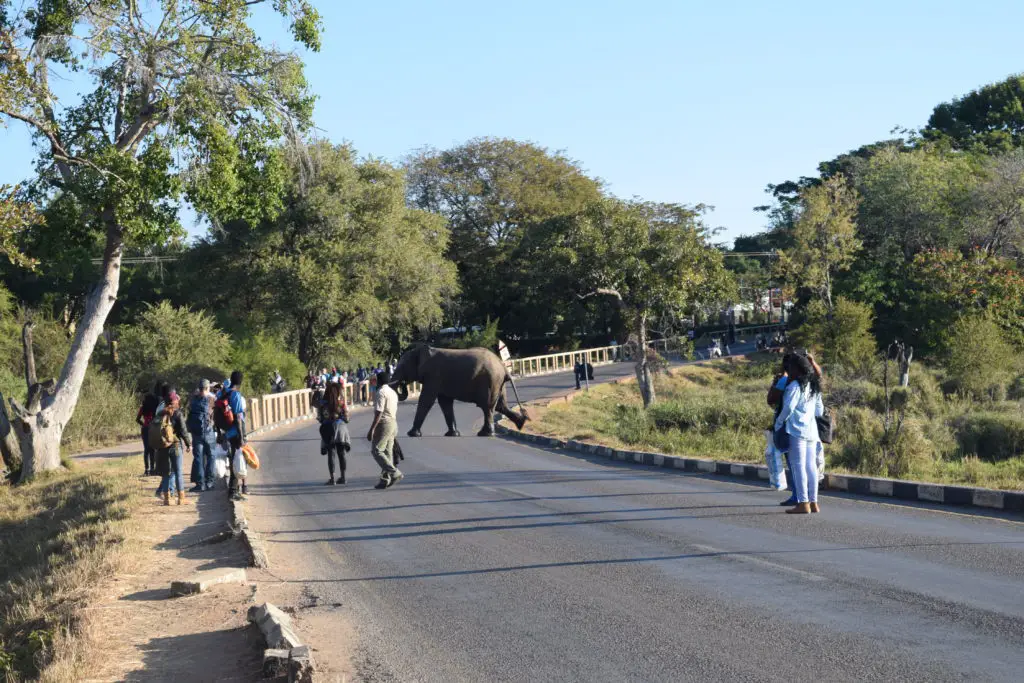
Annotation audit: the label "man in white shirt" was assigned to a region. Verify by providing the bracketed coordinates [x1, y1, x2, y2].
[367, 368, 402, 489]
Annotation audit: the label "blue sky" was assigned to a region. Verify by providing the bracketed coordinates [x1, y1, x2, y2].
[3, 0, 1024, 244]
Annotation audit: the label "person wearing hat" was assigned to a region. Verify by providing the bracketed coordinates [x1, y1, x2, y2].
[155, 390, 193, 506]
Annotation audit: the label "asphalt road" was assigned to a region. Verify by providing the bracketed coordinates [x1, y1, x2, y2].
[247, 360, 1024, 682]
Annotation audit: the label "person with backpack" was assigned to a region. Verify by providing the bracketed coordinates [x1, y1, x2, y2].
[187, 379, 217, 492]
[153, 391, 192, 506]
[775, 354, 825, 514]
[318, 381, 351, 485]
[215, 371, 248, 501]
[136, 380, 162, 476]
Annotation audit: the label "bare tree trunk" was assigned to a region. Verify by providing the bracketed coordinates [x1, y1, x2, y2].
[0, 390, 22, 475]
[12, 217, 124, 479]
[634, 311, 656, 408]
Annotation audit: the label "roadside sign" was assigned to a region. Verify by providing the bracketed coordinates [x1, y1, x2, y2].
[498, 339, 511, 362]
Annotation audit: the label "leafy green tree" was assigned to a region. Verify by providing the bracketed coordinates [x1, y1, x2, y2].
[406, 138, 604, 338]
[944, 315, 1018, 399]
[778, 174, 862, 311]
[561, 200, 735, 407]
[902, 248, 1024, 353]
[229, 333, 306, 398]
[196, 142, 458, 366]
[0, 0, 320, 477]
[118, 302, 231, 392]
[0, 186, 39, 270]
[924, 75, 1024, 152]
[790, 297, 876, 375]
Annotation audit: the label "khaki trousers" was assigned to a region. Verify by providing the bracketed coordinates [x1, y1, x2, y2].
[371, 419, 399, 478]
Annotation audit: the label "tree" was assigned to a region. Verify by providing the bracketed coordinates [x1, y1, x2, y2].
[778, 174, 861, 311]
[924, 74, 1024, 152]
[0, 185, 40, 270]
[117, 301, 231, 392]
[563, 200, 734, 407]
[196, 143, 458, 366]
[405, 138, 604, 338]
[902, 248, 1024, 353]
[0, 1, 321, 478]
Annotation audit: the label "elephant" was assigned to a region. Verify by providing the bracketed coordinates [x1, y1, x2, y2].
[391, 344, 528, 437]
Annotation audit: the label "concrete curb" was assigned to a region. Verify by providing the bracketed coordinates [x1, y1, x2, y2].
[249, 603, 314, 682]
[170, 567, 247, 596]
[242, 528, 270, 569]
[494, 424, 1024, 515]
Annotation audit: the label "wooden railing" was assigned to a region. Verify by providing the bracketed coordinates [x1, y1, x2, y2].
[247, 382, 422, 432]
[246, 336, 721, 431]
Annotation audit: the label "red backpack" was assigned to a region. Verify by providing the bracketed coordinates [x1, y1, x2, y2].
[213, 390, 235, 430]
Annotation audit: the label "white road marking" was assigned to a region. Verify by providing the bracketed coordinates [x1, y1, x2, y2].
[692, 543, 827, 582]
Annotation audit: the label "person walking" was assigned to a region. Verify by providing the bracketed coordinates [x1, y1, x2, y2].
[187, 379, 217, 492]
[367, 367, 402, 489]
[136, 380, 162, 475]
[774, 354, 824, 514]
[155, 391, 192, 506]
[319, 381, 351, 485]
[218, 371, 248, 501]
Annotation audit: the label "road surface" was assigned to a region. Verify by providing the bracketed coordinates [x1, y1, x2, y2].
[247, 361, 1024, 682]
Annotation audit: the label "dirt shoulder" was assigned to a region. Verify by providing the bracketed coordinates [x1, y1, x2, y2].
[80, 468, 266, 682]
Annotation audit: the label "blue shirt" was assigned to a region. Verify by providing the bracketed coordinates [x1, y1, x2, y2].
[774, 380, 823, 442]
[222, 388, 246, 439]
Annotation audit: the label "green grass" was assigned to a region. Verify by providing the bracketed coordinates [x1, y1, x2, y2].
[0, 460, 140, 682]
[530, 356, 1024, 491]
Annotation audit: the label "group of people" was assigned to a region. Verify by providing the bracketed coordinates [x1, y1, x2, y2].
[135, 371, 250, 505]
[767, 351, 826, 514]
[314, 365, 405, 489]
[306, 361, 397, 406]
[755, 330, 790, 351]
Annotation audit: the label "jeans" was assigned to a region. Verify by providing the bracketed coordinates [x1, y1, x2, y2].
[326, 444, 346, 478]
[141, 425, 155, 472]
[158, 447, 184, 495]
[190, 431, 214, 486]
[789, 436, 819, 504]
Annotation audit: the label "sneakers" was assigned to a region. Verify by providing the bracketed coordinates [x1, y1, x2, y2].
[325, 477, 336, 486]
[374, 477, 390, 490]
[779, 496, 797, 506]
[386, 471, 404, 488]
[231, 491, 244, 501]
[190, 484, 204, 493]
[338, 473, 346, 485]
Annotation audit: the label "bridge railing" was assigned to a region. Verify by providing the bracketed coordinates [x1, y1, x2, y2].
[247, 334, 758, 432]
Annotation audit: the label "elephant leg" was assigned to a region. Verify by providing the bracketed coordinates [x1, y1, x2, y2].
[409, 388, 437, 437]
[438, 395, 460, 436]
[495, 393, 528, 430]
[478, 405, 495, 437]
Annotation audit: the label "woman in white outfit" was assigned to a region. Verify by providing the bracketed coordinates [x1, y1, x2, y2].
[774, 354, 824, 514]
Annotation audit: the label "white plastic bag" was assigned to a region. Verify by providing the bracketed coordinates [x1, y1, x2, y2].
[763, 429, 787, 491]
[210, 443, 229, 481]
[816, 441, 826, 482]
[233, 447, 248, 479]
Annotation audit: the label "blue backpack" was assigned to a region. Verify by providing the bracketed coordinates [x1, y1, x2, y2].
[187, 394, 212, 434]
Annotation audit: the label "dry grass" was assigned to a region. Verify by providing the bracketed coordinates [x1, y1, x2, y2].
[530, 357, 1024, 491]
[0, 460, 141, 682]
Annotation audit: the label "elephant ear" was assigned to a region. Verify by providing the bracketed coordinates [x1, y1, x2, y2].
[418, 345, 432, 372]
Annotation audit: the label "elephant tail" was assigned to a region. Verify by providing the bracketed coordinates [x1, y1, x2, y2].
[505, 372, 524, 410]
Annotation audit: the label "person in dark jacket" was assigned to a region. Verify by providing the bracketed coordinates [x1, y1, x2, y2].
[136, 380, 162, 475]
[318, 381, 351, 485]
[155, 391, 193, 506]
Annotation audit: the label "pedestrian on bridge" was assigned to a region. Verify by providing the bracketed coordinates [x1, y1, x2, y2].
[367, 367, 402, 489]
[319, 381, 351, 485]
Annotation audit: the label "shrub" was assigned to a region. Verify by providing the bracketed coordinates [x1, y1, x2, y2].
[828, 379, 884, 410]
[952, 411, 1024, 461]
[791, 297, 876, 376]
[229, 333, 307, 397]
[835, 407, 932, 478]
[1008, 375, 1024, 400]
[62, 368, 138, 453]
[118, 302, 231, 392]
[943, 315, 1017, 400]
